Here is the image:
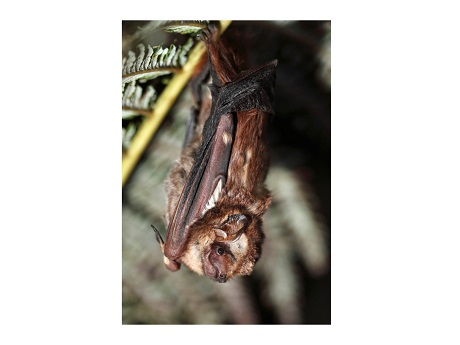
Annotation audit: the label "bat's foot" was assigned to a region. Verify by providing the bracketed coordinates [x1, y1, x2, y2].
[198, 23, 219, 44]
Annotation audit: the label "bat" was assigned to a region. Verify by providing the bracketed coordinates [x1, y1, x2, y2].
[156, 25, 277, 283]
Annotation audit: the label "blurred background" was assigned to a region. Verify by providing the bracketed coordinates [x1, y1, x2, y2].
[122, 20, 331, 324]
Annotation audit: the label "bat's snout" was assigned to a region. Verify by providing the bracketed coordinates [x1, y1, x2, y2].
[217, 272, 227, 283]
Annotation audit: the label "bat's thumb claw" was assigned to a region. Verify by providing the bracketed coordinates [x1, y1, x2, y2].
[151, 225, 165, 246]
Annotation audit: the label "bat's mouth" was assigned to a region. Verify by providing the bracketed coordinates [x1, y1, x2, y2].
[164, 113, 235, 261]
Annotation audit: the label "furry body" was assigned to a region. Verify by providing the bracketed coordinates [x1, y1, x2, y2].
[163, 26, 276, 282]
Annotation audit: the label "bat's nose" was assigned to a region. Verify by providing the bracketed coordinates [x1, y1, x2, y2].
[217, 272, 227, 283]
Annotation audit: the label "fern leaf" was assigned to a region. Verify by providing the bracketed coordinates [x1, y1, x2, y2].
[158, 47, 169, 67]
[178, 37, 194, 66]
[122, 38, 195, 85]
[122, 81, 157, 118]
[143, 44, 155, 70]
[122, 122, 138, 150]
[165, 44, 176, 67]
[135, 44, 145, 71]
[162, 20, 210, 34]
[122, 20, 210, 48]
[138, 85, 156, 109]
[123, 50, 136, 75]
[149, 46, 163, 70]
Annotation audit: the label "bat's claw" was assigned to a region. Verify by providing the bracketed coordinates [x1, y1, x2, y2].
[151, 225, 165, 252]
[151, 225, 181, 272]
[198, 23, 218, 44]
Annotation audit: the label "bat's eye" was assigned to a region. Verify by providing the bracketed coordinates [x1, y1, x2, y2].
[216, 247, 225, 256]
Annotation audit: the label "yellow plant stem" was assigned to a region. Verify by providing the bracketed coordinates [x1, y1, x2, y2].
[122, 20, 232, 187]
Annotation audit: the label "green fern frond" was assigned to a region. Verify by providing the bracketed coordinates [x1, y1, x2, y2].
[122, 122, 139, 150]
[122, 20, 210, 46]
[122, 81, 157, 118]
[122, 38, 195, 85]
[162, 20, 210, 34]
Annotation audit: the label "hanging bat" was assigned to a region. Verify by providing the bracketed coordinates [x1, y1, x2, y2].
[155, 25, 277, 283]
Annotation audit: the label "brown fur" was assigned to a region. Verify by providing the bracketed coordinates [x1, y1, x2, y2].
[163, 26, 272, 282]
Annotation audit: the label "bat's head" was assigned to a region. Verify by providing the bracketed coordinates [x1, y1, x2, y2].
[179, 187, 270, 283]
